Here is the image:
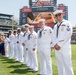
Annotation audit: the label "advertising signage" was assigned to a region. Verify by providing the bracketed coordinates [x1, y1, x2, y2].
[32, 0, 57, 6]
[20, 9, 28, 25]
[22, 8, 32, 12]
[58, 5, 68, 20]
[21, 6, 54, 12]
[32, 6, 54, 12]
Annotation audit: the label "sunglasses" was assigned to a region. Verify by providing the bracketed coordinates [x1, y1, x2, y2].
[55, 13, 62, 17]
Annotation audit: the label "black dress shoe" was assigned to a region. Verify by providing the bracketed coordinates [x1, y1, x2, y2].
[37, 74, 41, 75]
[33, 70, 38, 73]
[27, 68, 33, 70]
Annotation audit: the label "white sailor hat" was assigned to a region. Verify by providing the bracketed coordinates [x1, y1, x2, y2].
[24, 24, 30, 27]
[53, 10, 63, 16]
[14, 30, 17, 32]
[29, 25, 34, 28]
[17, 28, 21, 30]
[38, 19, 45, 23]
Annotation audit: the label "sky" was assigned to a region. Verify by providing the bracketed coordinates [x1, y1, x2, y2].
[0, 0, 76, 26]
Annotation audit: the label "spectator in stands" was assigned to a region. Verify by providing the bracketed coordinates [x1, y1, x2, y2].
[0, 33, 5, 55]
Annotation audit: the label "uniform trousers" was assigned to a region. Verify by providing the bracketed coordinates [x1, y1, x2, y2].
[28, 47, 38, 71]
[14, 43, 18, 60]
[5, 44, 9, 57]
[17, 44, 23, 62]
[38, 47, 52, 75]
[23, 46, 29, 65]
[55, 48, 74, 75]
[9, 42, 14, 58]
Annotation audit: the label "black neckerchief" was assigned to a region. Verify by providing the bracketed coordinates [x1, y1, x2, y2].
[23, 32, 27, 37]
[17, 34, 19, 38]
[28, 33, 32, 40]
[56, 22, 63, 38]
[38, 29, 44, 38]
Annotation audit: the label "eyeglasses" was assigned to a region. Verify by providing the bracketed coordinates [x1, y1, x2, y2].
[55, 13, 62, 17]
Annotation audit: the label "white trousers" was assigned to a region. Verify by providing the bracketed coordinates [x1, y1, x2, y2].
[23, 46, 29, 65]
[38, 47, 52, 75]
[14, 44, 18, 60]
[5, 44, 9, 57]
[55, 48, 74, 75]
[17, 44, 23, 62]
[28, 47, 38, 71]
[9, 43, 14, 58]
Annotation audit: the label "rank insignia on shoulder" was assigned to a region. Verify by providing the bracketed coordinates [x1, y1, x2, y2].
[67, 26, 70, 31]
[49, 29, 52, 33]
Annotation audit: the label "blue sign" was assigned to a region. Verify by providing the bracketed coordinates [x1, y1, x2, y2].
[19, 9, 28, 25]
[32, 6, 54, 12]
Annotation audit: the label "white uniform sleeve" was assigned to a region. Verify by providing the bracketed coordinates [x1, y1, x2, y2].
[58, 22, 72, 47]
[25, 33, 30, 48]
[20, 32, 24, 44]
[48, 27, 53, 47]
[33, 33, 37, 49]
[7, 38, 10, 43]
[8, 35, 11, 42]
[52, 26, 57, 46]
[22, 35, 25, 44]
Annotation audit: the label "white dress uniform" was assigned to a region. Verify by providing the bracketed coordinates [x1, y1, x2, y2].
[4, 37, 9, 57]
[9, 34, 14, 58]
[52, 19, 74, 75]
[37, 26, 53, 75]
[22, 30, 30, 65]
[27, 31, 38, 71]
[13, 34, 18, 60]
[17, 32, 24, 62]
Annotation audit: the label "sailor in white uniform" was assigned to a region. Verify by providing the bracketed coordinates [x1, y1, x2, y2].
[52, 10, 74, 75]
[13, 30, 18, 60]
[17, 28, 24, 62]
[37, 19, 53, 75]
[22, 24, 30, 66]
[27, 25, 38, 72]
[4, 34, 9, 57]
[8, 30, 14, 59]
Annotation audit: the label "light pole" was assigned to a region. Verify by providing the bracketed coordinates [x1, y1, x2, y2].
[12, 15, 14, 32]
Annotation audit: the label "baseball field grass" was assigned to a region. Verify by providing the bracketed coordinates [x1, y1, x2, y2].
[0, 44, 76, 75]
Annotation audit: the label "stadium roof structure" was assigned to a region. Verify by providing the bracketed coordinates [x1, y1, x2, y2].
[0, 13, 13, 17]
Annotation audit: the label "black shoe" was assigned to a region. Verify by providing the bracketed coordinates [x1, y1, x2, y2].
[33, 70, 38, 73]
[27, 68, 33, 70]
[37, 74, 41, 75]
